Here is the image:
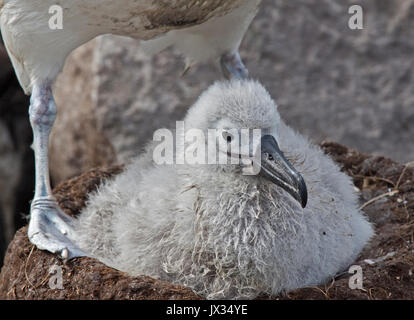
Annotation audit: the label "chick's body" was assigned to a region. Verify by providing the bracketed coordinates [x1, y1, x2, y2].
[73, 80, 373, 299]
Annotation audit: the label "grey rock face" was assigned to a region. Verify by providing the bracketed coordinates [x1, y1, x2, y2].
[0, 41, 33, 265]
[52, 36, 217, 180]
[0, 121, 20, 245]
[246, 0, 414, 164]
[51, 0, 414, 183]
[51, 40, 117, 183]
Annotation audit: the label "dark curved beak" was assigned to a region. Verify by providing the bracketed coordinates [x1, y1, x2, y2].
[259, 135, 308, 208]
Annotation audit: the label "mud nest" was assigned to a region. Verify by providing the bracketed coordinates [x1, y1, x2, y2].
[0, 142, 413, 299]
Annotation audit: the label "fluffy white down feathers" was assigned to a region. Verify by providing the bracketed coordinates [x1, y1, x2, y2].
[72, 80, 374, 299]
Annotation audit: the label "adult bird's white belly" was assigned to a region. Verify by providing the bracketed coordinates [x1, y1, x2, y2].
[1, 0, 260, 94]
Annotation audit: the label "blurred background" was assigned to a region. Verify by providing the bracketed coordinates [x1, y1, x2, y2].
[0, 0, 413, 266]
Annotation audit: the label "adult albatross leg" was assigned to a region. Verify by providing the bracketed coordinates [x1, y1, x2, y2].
[221, 52, 249, 80]
[28, 82, 86, 260]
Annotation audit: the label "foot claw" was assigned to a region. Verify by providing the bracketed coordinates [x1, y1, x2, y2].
[28, 198, 87, 260]
[61, 248, 69, 260]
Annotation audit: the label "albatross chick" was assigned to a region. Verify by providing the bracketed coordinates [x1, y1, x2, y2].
[73, 80, 374, 299]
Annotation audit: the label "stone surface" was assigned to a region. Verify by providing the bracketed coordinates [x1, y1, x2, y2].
[0, 121, 20, 244]
[0, 142, 413, 300]
[0, 41, 32, 266]
[246, 0, 414, 164]
[50, 0, 414, 185]
[51, 40, 117, 183]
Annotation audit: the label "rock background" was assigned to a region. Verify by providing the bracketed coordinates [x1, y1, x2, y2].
[1, 0, 414, 266]
[51, 0, 414, 185]
[0, 42, 32, 266]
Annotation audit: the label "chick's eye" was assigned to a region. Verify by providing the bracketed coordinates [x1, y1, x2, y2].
[222, 131, 233, 143]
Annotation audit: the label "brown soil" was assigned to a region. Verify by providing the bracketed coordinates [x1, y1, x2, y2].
[281, 142, 414, 300]
[0, 142, 413, 299]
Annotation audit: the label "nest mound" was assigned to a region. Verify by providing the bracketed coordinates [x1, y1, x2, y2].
[0, 142, 413, 299]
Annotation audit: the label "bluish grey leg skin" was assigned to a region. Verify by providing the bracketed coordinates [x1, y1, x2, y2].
[27, 83, 86, 260]
[220, 51, 249, 80]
